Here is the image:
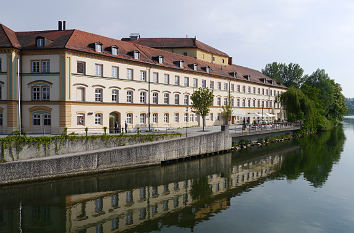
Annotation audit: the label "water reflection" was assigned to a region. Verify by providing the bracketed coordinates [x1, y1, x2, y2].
[0, 125, 346, 233]
[276, 125, 345, 187]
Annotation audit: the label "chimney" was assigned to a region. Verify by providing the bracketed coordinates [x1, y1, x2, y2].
[58, 21, 62, 31]
[63, 21, 66, 30]
[129, 33, 140, 41]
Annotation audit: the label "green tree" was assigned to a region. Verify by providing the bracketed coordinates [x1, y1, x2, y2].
[262, 62, 304, 88]
[222, 94, 232, 125]
[191, 88, 214, 131]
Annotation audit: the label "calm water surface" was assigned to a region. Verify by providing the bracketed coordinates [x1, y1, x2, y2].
[0, 118, 354, 233]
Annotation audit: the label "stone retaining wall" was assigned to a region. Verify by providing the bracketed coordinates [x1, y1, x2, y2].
[0, 131, 231, 185]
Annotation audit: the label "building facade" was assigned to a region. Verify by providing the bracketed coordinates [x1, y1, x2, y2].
[0, 22, 286, 134]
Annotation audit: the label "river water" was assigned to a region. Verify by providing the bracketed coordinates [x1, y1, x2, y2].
[0, 118, 354, 233]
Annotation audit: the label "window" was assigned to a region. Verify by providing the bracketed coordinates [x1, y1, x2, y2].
[262, 88, 265, 95]
[231, 84, 234, 91]
[112, 66, 119, 78]
[96, 64, 103, 77]
[237, 85, 240, 92]
[183, 52, 187, 56]
[36, 37, 44, 47]
[222, 59, 225, 63]
[217, 97, 221, 106]
[112, 46, 118, 55]
[248, 86, 251, 93]
[258, 99, 260, 107]
[190, 114, 194, 122]
[153, 92, 158, 104]
[253, 87, 256, 94]
[77, 62, 86, 74]
[232, 98, 234, 106]
[179, 60, 184, 68]
[184, 113, 188, 122]
[237, 99, 240, 107]
[126, 113, 133, 124]
[266, 89, 269, 96]
[217, 82, 221, 90]
[193, 64, 198, 71]
[32, 85, 50, 101]
[253, 99, 256, 107]
[210, 113, 214, 121]
[248, 99, 251, 107]
[164, 113, 169, 123]
[202, 80, 206, 88]
[184, 77, 189, 87]
[175, 76, 180, 85]
[126, 91, 133, 103]
[77, 87, 85, 101]
[140, 113, 146, 124]
[153, 72, 159, 83]
[224, 97, 228, 106]
[164, 74, 169, 84]
[210, 81, 214, 89]
[77, 113, 85, 125]
[164, 93, 169, 104]
[158, 56, 164, 64]
[184, 95, 189, 105]
[0, 112, 3, 126]
[174, 94, 179, 105]
[32, 61, 40, 73]
[42, 61, 50, 73]
[112, 89, 119, 102]
[42, 86, 50, 100]
[175, 113, 179, 122]
[95, 43, 102, 52]
[127, 68, 133, 80]
[95, 88, 103, 102]
[258, 88, 260, 94]
[95, 113, 102, 125]
[193, 78, 198, 88]
[153, 113, 158, 123]
[33, 114, 41, 125]
[140, 70, 146, 81]
[224, 83, 228, 91]
[242, 86, 246, 93]
[133, 51, 140, 59]
[140, 92, 146, 104]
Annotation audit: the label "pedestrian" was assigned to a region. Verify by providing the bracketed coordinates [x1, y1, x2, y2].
[114, 120, 119, 133]
[125, 121, 128, 133]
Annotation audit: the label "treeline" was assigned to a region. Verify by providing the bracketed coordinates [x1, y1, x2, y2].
[262, 62, 347, 133]
[345, 98, 354, 115]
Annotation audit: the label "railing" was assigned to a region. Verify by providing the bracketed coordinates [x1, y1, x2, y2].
[231, 122, 301, 135]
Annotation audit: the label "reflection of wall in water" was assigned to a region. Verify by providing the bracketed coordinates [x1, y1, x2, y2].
[66, 155, 282, 233]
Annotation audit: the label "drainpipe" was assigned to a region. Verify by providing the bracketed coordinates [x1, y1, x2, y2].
[17, 55, 22, 134]
[147, 67, 151, 131]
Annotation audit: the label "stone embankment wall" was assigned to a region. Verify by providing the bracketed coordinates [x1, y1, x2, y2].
[0, 134, 181, 162]
[0, 131, 231, 185]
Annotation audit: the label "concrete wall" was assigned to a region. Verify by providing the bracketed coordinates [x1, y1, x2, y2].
[1, 134, 181, 162]
[0, 131, 231, 184]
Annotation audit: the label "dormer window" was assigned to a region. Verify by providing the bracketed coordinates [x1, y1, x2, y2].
[260, 78, 266, 84]
[203, 66, 210, 73]
[243, 75, 251, 81]
[229, 72, 237, 78]
[177, 60, 184, 68]
[133, 50, 140, 59]
[158, 56, 164, 64]
[95, 43, 102, 53]
[36, 37, 44, 47]
[193, 64, 198, 71]
[111, 46, 118, 55]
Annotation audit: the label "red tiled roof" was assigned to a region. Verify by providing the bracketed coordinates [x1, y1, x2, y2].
[129, 38, 229, 57]
[0, 24, 285, 89]
[0, 24, 21, 48]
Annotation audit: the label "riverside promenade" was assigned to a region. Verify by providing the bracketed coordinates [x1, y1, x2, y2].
[0, 123, 300, 185]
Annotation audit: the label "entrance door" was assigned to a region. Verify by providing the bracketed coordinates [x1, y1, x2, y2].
[109, 112, 121, 133]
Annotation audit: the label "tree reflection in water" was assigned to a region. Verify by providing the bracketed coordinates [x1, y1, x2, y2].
[276, 125, 345, 187]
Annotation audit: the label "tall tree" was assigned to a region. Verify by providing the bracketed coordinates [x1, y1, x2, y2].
[262, 62, 304, 88]
[191, 88, 214, 131]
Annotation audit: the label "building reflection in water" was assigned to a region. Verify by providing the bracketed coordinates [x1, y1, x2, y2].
[0, 143, 300, 233]
[65, 154, 283, 233]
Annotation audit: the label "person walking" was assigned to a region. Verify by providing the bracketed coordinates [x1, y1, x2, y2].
[125, 121, 128, 133]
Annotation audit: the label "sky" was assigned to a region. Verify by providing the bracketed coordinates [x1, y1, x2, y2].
[1, 0, 353, 97]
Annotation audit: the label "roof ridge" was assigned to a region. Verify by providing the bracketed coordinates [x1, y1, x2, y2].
[0, 24, 21, 48]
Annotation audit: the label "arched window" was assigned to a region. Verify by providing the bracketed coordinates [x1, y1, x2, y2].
[31, 84, 50, 101]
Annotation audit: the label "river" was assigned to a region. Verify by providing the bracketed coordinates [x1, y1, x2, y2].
[0, 117, 353, 233]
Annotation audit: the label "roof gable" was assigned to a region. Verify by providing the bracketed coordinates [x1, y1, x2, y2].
[0, 24, 21, 48]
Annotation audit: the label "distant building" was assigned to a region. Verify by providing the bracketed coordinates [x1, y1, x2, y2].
[0, 22, 286, 134]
